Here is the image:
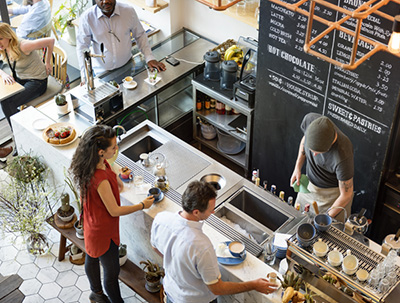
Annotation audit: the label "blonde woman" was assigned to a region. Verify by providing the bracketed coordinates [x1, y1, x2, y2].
[0, 23, 54, 128]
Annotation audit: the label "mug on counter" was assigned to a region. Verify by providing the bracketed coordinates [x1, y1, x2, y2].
[229, 241, 245, 258]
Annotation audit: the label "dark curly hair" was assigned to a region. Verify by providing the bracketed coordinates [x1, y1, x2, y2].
[182, 181, 216, 213]
[69, 125, 116, 200]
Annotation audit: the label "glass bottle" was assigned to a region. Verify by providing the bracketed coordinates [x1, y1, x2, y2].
[216, 101, 225, 115]
[225, 105, 232, 115]
[210, 98, 216, 110]
[204, 97, 211, 110]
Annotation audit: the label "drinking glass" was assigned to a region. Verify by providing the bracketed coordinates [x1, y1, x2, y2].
[147, 68, 158, 83]
[133, 175, 144, 188]
[376, 262, 385, 279]
[236, 1, 246, 16]
[264, 236, 278, 266]
[386, 271, 397, 286]
[379, 278, 390, 293]
[368, 269, 380, 288]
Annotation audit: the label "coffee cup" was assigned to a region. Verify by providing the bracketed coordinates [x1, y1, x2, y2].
[123, 76, 134, 84]
[313, 239, 329, 257]
[296, 223, 316, 247]
[228, 241, 245, 258]
[267, 272, 277, 284]
[342, 249, 358, 275]
[148, 187, 161, 201]
[328, 248, 343, 267]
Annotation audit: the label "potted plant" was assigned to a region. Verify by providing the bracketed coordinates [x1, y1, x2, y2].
[55, 93, 68, 115]
[69, 243, 85, 265]
[140, 259, 165, 293]
[119, 243, 127, 266]
[53, 0, 88, 45]
[64, 169, 84, 239]
[57, 193, 75, 222]
[0, 153, 56, 256]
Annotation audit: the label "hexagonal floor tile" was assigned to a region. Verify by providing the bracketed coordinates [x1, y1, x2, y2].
[16, 249, 37, 265]
[23, 293, 45, 303]
[58, 285, 81, 302]
[71, 264, 86, 276]
[0, 245, 18, 261]
[19, 278, 42, 296]
[52, 258, 74, 272]
[75, 275, 90, 292]
[0, 259, 21, 275]
[39, 282, 61, 300]
[18, 263, 40, 280]
[56, 270, 78, 287]
[34, 253, 55, 268]
[37, 267, 59, 283]
[80, 290, 91, 302]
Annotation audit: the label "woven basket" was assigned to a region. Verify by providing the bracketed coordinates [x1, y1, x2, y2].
[210, 39, 237, 61]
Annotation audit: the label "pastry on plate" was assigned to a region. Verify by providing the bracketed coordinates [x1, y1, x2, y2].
[120, 166, 132, 179]
[43, 125, 76, 145]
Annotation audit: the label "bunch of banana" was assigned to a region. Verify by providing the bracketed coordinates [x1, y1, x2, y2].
[224, 45, 243, 63]
[282, 287, 306, 303]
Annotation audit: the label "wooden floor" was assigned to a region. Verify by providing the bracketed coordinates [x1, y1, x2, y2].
[0, 119, 12, 146]
[0, 274, 24, 303]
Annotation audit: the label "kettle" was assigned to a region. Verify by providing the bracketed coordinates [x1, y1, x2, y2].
[381, 228, 400, 256]
[220, 60, 238, 90]
[204, 51, 220, 82]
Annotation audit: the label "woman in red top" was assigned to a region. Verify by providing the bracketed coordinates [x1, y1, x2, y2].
[70, 125, 154, 303]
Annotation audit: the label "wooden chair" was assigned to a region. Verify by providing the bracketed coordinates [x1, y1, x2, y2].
[26, 21, 52, 39]
[23, 45, 68, 108]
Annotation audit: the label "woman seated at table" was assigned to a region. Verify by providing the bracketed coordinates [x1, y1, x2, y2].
[8, 0, 51, 39]
[0, 23, 54, 129]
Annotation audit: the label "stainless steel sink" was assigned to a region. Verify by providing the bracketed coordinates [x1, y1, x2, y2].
[229, 188, 290, 232]
[214, 205, 269, 244]
[213, 184, 304, 250]
[121, 136, 162, 162]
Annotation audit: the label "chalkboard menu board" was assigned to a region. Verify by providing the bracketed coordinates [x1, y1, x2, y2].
[253, 0, 400, 217]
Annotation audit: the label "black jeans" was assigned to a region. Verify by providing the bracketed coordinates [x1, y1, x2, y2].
[0, 77, 47, 128]
[85, 240, 123, 303]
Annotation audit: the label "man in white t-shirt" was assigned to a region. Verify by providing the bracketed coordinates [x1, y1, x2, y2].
[151, 181, 277, 303]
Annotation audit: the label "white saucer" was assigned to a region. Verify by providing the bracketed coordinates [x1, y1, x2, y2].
[32, 118, 50, 130]
[123, 81, 137, 90]
[144, 77, 161, 86]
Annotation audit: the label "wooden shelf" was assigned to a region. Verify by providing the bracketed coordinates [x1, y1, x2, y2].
[222, 4, 258, 29]
[128, 0, 169, 13]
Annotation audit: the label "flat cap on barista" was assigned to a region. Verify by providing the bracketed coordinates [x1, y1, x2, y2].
[305, 116, 336, 153]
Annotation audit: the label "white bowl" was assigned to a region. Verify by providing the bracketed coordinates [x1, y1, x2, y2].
[356, 269, 369, 282]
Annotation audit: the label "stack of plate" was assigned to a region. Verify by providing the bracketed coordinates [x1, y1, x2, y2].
[276, 243, 287, 259]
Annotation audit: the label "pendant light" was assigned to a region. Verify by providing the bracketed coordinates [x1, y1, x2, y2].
[388, 15, 400, 54]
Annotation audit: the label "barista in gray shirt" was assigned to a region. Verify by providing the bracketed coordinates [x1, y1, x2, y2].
[290, 113, 354, 222]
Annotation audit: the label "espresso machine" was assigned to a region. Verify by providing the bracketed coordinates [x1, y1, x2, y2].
[70, 47, 123, 124]
[285, 224, 400, 303]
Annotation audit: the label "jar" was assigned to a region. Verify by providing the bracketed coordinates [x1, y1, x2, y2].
[204, 51, 221, 81]
[225, 105, 232, 115]
[220, 60, 238, 90]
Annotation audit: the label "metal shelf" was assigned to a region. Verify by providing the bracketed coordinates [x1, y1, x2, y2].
[196, 109, 247, 143]
[192, 73, 253, 176]
[195, 134, 246, 168]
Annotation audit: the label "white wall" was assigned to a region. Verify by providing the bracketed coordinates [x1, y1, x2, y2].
[131, 0, 259, 44]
